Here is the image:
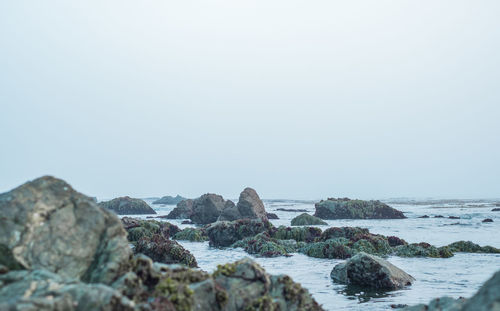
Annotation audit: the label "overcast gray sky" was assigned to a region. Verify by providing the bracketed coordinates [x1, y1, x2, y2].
[1, 1, 499, 200]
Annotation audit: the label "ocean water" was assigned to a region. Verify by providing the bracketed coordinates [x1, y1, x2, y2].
[127, 199, 500, 311]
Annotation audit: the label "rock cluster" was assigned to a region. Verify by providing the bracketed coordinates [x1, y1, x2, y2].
[99, 196, 156, 215]
[165, 188, 268, 224]
[0, 176, 324, 310]
[314, 198, 406, 219]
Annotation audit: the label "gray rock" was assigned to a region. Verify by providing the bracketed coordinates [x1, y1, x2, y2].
[0, 176, 132, 284]
[314, 198, 406, 219]
[152, 195, 186, 205]
[404, 297, 466, 311]
[331, 252, 415, 290]
[206, 219, 272, 247]
[191, 194, 231, 224]
[0, 269, 135, 311]
[462, 269, 500, 311]
[219, 188, 268, 222]
[99, 196, 156, 215]
[165, 199, 194, 219]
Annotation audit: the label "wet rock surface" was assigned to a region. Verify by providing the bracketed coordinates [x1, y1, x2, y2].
[331, 252, 415, 290]
[0, 176, 132, 284]
[314, 198, 406, 219]
[99, 196, 156, 215]
[291, 213, 328, 226]
[134, 234, 198, 267]
[219, 187, 268, 222]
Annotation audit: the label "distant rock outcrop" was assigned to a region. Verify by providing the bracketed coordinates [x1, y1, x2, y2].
[218, 188, 268, 222]
[152, 195, 186, 205]
[314, 198, 406, 219]
[99, 196, 156, 215]
[291, 213, 328, 226]
[331, 252, 415, 290]
[0, 176, 132, 284]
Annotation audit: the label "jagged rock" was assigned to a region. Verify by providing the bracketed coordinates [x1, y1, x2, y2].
[166, 199, 195, 219]
[173, 228, 208, 242]
[134, 234, 198, 267]
[99, 196, 156, 215]
[0, 269, 135, 311]
[152, 195, 187, 205]
[314, 198, 406, 219]
[291, 213, 328, 226]
[266, 212, 279, 219]
[0, 176, 132, 284]
[219, 188, 268, 222]
[331, 252, 415, 290]
[206, 219, 272, 247]
[122, 218, 181, 243]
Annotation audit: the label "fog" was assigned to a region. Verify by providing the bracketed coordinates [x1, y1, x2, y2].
[1, 1, 499, 200]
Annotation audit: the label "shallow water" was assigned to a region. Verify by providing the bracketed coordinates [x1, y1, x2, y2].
[127, 199, 500, 310]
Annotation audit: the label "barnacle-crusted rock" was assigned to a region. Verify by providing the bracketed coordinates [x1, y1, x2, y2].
[394, 243, 454, 258]
[134, 234, 198, 267]
[291, 213, 328, 226]
[319, 226, 369, 241]
[99, 196, 156, 215]
[0, 176, 132, 284]
[299, 238, 354, 259]
[314, 198, 406, 219]
[206, 219, 273, 247]
[0, 269, 135, 311]
[331, 252, 415, 290]
[122, 218, 181, 243]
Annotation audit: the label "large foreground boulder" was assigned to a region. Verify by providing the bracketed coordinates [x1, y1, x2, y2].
[331, 252, 415, 290]
[219, 188, 268, 222]
[99, 196, 156, 215]
[0, 269, 135, 311]
[152, 195, 186, 205]
[314, 198, 406, 219]
[404, 269, 500, 311]
[0, 176, 132, 284]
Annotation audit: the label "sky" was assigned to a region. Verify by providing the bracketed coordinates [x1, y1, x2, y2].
[1, 1, 499, 200]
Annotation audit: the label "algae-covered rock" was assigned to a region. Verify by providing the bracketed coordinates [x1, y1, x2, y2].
[291, 213, 328, 226]
[300, 238, 354, 259]
[446, 241, 500, 254]
[331, 252, 415, 290]
[122, 218, 181, 243]
[314, 198, 406, 219]
[394, 243, 454, 258]
[206, 219, 273, 247]
[174, 228, 208, 242]
[153, 195, 187, 205]
[271, 226, 323, 242]
[0, 269, 135, 311]
[231, 232, 299, 257]
[0, 176, 132, 284]
[99, 196, 156, 215]
[320, 226, 369, 241]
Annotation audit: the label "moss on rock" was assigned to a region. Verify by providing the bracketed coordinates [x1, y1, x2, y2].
[291, 213, 328, 226]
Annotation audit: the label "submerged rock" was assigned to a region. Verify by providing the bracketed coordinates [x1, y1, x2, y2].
[266, 212, 279, 219]
[134, 234, 198, 267]
[277, 208, 308, 212]
[291, 213, 328, 226]
[331, 252, 415, 290]
[99, 196, 156, 215]
[492, 208, 500, 212]
[314, 198, 406, 219]
[0, 269, 135, 311]
[404, 297, 466, 311]
[482, 218, 494, 223]
[152, 195, 187, 205]
[219, 187, 268, 222]
[0, 176, 132, 284]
